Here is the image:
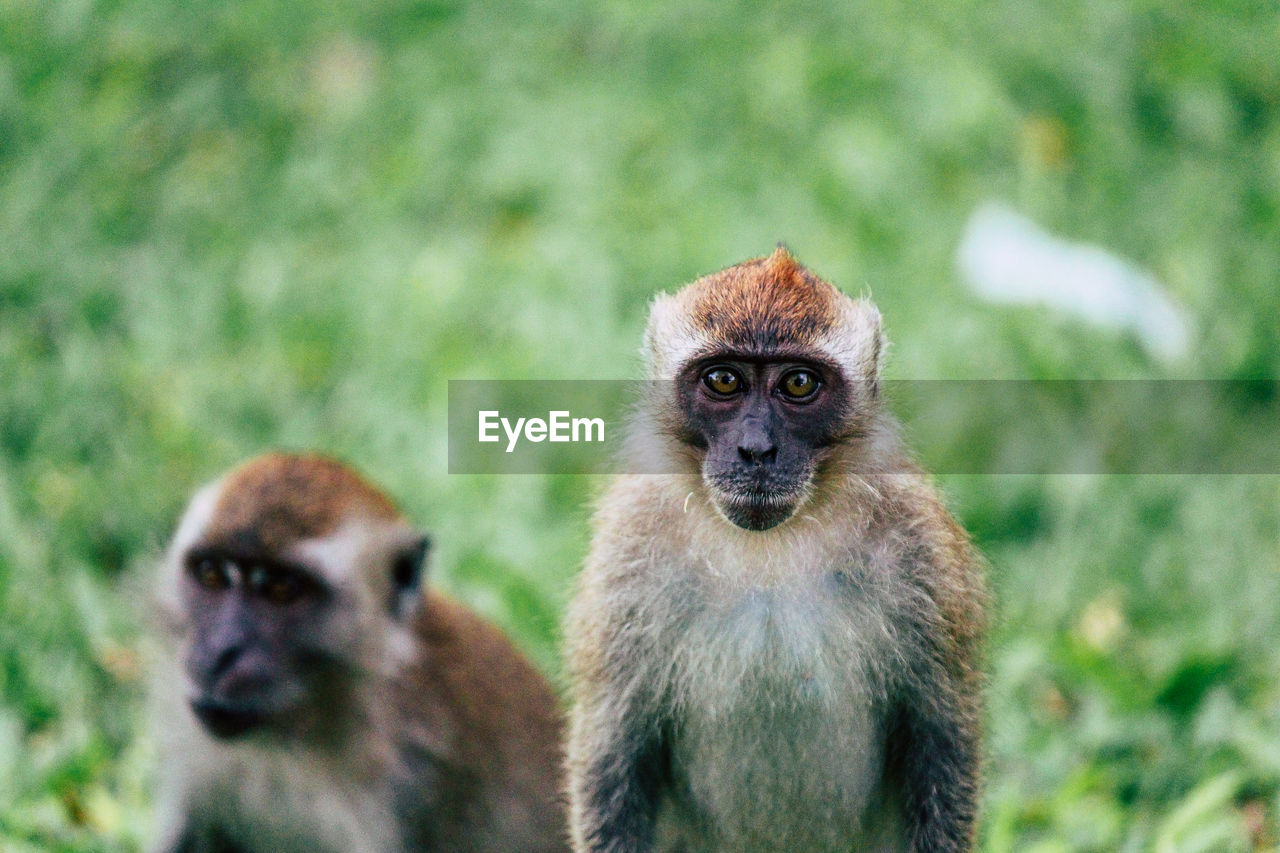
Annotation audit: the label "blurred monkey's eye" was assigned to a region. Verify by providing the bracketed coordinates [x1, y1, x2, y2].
[192, 558, 231, 591]
[778, 369, 820, 401]
[252, 566, 305, 606]
[263, 575, 302, 605]
[702, 367, 744, 396]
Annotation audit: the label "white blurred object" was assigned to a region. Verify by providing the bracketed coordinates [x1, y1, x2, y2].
[957, 203, 1191, 362]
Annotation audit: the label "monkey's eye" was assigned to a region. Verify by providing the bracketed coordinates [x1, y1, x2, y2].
[702, 367, 744, 396]
[778, 369, 821, 401]
[250, 566, 306, 606]
[191, 558, 232, 591]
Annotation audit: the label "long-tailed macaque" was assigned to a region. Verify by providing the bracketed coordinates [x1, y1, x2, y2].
[566, 249, 986, 852]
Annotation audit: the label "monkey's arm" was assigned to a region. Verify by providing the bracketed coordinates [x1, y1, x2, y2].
[891, 643, 982, 852]
[566, 562, 670, 853]
[567, 675, 668, 853]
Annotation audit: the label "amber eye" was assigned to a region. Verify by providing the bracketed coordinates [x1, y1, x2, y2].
[263, 576, 301, 605]
[779, 369, 820, 400]
[702, 367, 743, 396]
[192, 558, 231, 591]
[251, 566, 305, 606]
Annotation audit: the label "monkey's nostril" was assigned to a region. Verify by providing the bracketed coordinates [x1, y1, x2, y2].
[211, 645, 243, 678]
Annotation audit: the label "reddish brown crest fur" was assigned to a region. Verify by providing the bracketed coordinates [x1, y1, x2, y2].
[685, 247, 842, 353]
[207, 453, 400, 552]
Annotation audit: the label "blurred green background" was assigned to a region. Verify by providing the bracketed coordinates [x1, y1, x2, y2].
[2, 1, 1278, 850]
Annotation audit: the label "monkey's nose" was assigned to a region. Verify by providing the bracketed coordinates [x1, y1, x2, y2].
[737, 418, 778, 464]
[737, 442, 778, 464]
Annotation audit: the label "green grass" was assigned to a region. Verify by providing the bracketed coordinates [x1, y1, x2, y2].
[1, 0, 1278, 849]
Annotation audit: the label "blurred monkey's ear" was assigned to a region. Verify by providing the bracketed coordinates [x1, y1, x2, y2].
[390, 534, 430, 618]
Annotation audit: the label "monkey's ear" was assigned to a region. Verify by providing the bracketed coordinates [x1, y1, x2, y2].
[826, 299, 884, 399]
[866, 306, 885, 400]
[390, 534, 430, 619]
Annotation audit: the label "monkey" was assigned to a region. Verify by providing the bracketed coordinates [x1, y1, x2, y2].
[565, 247, 987, 852]
[150, 452, 569, 853]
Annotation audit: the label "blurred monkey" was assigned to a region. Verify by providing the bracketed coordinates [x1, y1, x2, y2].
[152, 452, 568, 853]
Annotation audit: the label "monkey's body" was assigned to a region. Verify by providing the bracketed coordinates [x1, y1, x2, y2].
[605, 491, 902, 853]
[153, 454, 568, 853]
[573, 469, 977, 852]
[567, 250, 984, 852]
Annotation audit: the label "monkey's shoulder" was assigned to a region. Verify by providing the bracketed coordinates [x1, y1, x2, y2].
[398, 590, 561, 754]
[396, 592, 566, 832]
[858, 475, 988, 649]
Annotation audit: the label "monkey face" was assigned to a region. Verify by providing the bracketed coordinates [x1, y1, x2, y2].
[677, 354, 853, 531]
[179, 546, 344, 740]
[165, 455, 432, 745]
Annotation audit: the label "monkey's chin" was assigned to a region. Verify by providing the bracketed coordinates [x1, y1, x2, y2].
[191, 699, 267, 740]
[715, 496, 799, 531]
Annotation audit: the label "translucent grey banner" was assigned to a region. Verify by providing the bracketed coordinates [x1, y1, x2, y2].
[447, 380, 1280, 474]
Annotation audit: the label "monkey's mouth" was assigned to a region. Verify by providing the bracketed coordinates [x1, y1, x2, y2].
[191, 699, 267, 740]
[705, 465, 812, 531]
[706, 479, 809, 531]
[716, 495, 798, 531]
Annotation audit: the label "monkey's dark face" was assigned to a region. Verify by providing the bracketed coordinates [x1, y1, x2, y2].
[179, 545, 345, 740]
[677, 354, 852, 531]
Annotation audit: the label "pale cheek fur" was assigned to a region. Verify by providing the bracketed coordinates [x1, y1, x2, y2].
[291, 521, 415, 674]
[643, 293, 710, 381]
[157, 480, 225, 629]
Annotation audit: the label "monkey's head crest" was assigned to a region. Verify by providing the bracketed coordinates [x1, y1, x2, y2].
[642, 247, 884, 382]
[209, 453, 402, 548]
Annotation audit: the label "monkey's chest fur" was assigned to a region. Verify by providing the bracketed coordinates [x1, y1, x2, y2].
[652, 575, 907, 852]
